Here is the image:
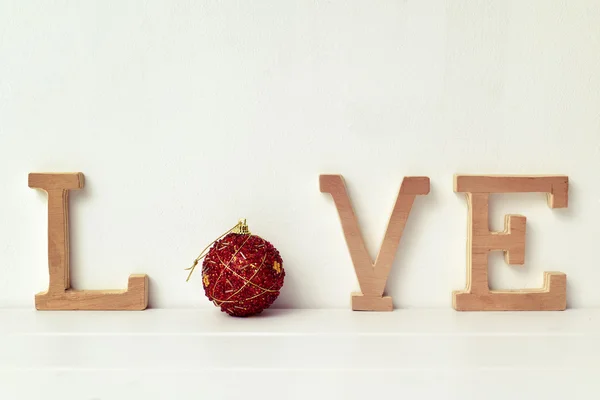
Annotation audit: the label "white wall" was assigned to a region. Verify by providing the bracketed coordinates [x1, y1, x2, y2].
[1, 0, 599, 309]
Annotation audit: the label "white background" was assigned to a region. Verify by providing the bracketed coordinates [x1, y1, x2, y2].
[1, 0, 600, 310]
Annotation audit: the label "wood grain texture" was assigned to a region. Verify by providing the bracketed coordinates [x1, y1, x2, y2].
[453, 175, 568, 311]
[29, 172, 148, 310]
[320, 174, 430, 311]
[455, 175, 569, 208]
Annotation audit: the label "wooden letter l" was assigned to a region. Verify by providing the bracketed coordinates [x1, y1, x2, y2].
[29, 172, 148, 310]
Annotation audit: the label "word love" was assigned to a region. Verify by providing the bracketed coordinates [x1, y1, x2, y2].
[28, 172, 568, 312]
[321, 174, 568, 312]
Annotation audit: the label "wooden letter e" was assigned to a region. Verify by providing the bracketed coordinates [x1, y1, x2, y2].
[453, 175, 568, 311]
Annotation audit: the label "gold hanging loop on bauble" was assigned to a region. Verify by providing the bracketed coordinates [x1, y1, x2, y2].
[185, 219, 251, 282]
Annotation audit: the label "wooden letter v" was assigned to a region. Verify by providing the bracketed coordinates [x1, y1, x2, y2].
[320, 175, 430, 311]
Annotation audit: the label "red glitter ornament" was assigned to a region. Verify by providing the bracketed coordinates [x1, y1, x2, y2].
[186, 220, 285, 317]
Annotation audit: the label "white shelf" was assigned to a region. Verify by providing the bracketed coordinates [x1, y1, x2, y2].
[1, 309, 600, 399]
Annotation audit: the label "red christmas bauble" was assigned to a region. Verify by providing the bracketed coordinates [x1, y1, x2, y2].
[200, 228, 285, 317]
